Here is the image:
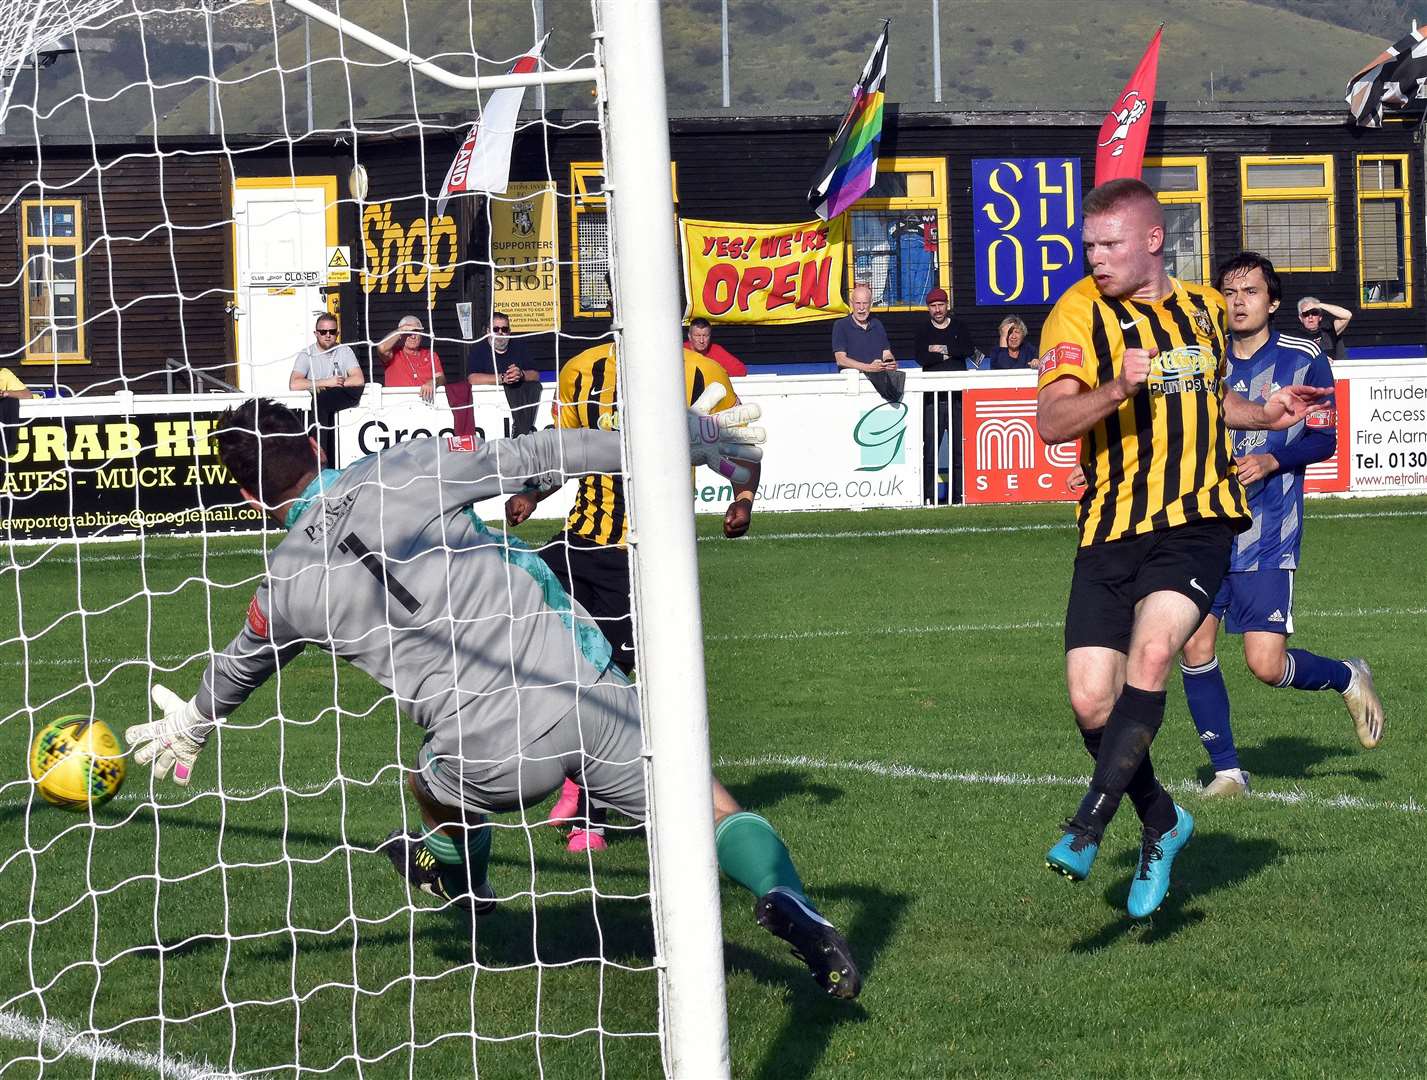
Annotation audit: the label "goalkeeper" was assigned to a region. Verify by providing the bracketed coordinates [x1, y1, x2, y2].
[125, 397, 860, 1001]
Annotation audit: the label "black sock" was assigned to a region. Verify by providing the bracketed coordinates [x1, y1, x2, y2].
[573, 787, 608, 831]
[1125, 752, 1177, 834]
[1079, 726, 1104, 761]
[1072, 685, 1167, 836]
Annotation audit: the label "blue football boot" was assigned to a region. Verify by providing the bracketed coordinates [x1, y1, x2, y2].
[1046, 820, 1100, 881]
[1127, 805, 1195, 919]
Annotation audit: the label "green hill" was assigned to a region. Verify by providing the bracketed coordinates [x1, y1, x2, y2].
[1, 0, 1412, 138]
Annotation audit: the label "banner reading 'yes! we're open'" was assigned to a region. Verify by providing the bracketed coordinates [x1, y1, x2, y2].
[680, 217, 850, 325]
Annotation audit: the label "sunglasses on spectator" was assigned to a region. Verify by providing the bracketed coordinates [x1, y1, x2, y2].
[492, 324, 511, 332]
[316, 328, 338, 335]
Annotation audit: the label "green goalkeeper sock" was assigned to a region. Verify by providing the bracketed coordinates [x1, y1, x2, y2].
[714, 812, 806, 901]
[424, 823, 492, 897]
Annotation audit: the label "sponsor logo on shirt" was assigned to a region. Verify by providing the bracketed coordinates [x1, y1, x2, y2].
[1148, 345, 1217, 395]
[1038, 343, 1084, 378]
[302, 489, 360, 543]
[1306, 405, 1336, 429]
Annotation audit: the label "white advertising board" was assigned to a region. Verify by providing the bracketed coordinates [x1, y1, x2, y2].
[334, 376, 924, 520]
[1346, 375, 1427, 494]
[694, 379, 923, 513]
[334, 386, 574, 522]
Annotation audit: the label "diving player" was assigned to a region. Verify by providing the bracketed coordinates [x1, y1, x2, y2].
[124, 398, 860, 1000]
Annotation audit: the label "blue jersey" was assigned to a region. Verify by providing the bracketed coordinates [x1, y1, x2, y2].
[1224, 331, 1336, 572]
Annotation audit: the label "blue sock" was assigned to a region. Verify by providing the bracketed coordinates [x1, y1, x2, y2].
[1280, 649, 1352, 693]
[1181, 657, 1239, 771]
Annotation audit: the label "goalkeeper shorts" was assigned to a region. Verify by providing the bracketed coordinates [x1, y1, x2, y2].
[415, 670, 647, 820]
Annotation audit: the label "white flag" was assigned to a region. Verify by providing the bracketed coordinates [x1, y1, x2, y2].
[436, 36, 547, 217]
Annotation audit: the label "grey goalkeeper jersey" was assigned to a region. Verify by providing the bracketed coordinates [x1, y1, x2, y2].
[196, 429, 623, 776]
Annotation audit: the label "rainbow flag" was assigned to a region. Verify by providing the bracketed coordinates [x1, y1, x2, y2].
[809, 23, 889, 222]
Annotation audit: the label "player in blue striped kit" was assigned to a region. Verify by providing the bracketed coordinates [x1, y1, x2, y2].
[1180, 252, 1385, 796]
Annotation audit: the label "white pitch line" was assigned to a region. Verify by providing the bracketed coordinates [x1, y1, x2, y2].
[715, 753, 1426, 817]
[702, 506, 1427, 544]
[7, 606, 1423, 666]
[0, 504, 1417, 568]
[705, 618, 1057, 643]
[707, 606, 1425, 644]
[0, 1010, 238, 1080]
[703, 522, 1072, 542]
[1, 547, 270, 570]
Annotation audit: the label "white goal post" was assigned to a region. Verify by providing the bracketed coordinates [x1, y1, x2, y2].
[594, 1, 732, 1075]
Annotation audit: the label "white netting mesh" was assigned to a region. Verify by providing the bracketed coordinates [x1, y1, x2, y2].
[0, 1, 679, 1075]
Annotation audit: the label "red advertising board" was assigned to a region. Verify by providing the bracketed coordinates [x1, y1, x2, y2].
[963, 379, 1351, 504]
[1304, 377, 1350, 494]
[962, 387, 1079, 503]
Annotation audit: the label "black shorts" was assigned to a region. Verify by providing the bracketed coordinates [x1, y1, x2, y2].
[1064, 520, 1235, 654]
[538, 531, 635, 672]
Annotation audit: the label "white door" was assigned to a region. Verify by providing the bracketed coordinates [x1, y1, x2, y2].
[233, 182, 331, 395]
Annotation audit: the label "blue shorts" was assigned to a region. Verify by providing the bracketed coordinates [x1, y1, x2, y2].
[1210, 569, 1294, 635]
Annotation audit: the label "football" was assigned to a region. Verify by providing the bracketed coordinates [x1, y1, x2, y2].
[29, 716, 126, 810]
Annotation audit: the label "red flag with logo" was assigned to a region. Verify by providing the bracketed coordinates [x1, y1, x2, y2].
[1094, 27, 1161, 185]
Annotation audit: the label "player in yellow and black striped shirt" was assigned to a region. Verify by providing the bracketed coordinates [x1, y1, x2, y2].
[503, 339, 761, 850]
[1037, 179, 1331, 918]
[506, 343, 755, 658]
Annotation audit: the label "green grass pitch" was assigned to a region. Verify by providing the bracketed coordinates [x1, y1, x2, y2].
[1, 496, 1423, 1079]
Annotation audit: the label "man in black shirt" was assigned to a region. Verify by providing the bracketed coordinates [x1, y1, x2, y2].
[913, 288, 976, 503]
[1295, 296, 1352, 363]
[913, 287, 975, 371]
[466, 311, 547, 436]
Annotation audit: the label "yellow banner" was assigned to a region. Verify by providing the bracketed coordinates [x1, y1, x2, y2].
[491, 181, 561, 333]
[681, 217, 849, 325]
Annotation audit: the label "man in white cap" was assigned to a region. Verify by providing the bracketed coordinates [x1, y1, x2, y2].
[1295, 296, 1352, 362]
[377, 315, 446, 402]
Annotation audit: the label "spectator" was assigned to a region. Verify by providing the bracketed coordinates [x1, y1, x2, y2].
[0, 366, 31, 468]
[989, 317, 1036, 369]
[833, 283, 903, 402]
[912, 286, 972, 503]
[290, 314, 364, 462]
[467, 311, 546, 437]
[0, 367, 33, 402]
[377, 315, 445, 403]
[1296, 297, 1352, 362]
[912, 287, 975, 371]
[685, 317, 747, 377]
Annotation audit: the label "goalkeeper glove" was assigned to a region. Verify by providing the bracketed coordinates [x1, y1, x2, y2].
[594, 385, 766, 483]
[125, 684, 214, 786]
[687, 384, 765, 484]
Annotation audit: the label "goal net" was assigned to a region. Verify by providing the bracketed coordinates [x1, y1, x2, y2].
[0, 1, 727, 1076]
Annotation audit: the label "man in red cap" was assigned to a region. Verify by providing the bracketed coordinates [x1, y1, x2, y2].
[913, 286, 977, 503]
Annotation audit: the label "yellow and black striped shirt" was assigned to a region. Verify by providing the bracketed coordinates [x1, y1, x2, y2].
[1037, 275, 1250, 547]
[557, 342, 736, 546]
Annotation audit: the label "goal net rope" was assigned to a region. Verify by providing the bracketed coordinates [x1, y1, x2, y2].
[0, 1, 726, 1076]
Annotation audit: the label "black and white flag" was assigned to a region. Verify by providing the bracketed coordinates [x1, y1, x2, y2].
[1347, 24, 1427, 127]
